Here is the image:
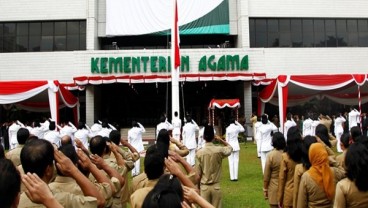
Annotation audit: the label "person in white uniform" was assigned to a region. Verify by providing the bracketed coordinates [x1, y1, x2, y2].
[225, 117, 245, 181]
[90, 120, 102, 137]
[74, 121, 93, 149]
[257, 114, 278, 174]
[334, 113, 346, 153]
[182, 115, 199, 166]
[8, 120, 23, 150]
[171, 111, 182, 141]
[302, 115, 313, 137]
[57, 121, 77, 142]
[97, 120, 116, 137]
[348, 107, 360, 131]
[128, 121, 145, 176]
[156, 115, 173, 138]
[283, 113, 296, 141]
[43, 121, 61, 147]
[254, 117, 262, 158]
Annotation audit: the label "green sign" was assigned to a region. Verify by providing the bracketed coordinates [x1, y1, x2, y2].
[91, 55, 248, 74]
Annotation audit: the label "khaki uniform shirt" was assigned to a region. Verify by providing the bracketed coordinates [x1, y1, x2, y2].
[297, 167, 346, 208]
[131, 172, 148, 193]
[320, 117, 332, 132]
[130, 179, 158, 208]
[6, 144, 23, 166]
[278, 153, 299, 207]
[195, 142, 232, 185]
[264, 149, 283, 205]
[293, 164, 307, 208]
[335, 151, 346, 170]
[334, 178, 368, 208]
[18, 189, 97, 208]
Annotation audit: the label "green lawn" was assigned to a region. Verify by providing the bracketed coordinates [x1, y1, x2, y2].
[132, 142, 268, 208]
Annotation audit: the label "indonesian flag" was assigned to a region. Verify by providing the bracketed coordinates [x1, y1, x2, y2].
[174, 0, 180, 69]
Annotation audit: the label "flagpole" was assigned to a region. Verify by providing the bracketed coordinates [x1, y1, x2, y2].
[171, 0, 180, 120]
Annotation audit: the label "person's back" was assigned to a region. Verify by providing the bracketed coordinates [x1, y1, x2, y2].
[6, 128, 29, 166]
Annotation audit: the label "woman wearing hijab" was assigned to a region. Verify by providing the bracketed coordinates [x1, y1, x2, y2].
[296, 143, 345, 207]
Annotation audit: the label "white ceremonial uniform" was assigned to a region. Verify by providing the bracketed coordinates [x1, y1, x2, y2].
[8, 122, 21, 150]
[302, 118, 313, 137]
[97, 124, 116, 138]
[254, 121, 262, 157]
[44, 130, 61, 147]
[334, 116, 346, 153]
[197, 127, 205, 150]
[59, 123, 77, 140]
[257, 121, 278, 174]
[311, 120, 320, 136]
[283, 120, 296, 141]
[30, 126, 47, 139]
[182, 120, 199, 166]
[225, 121, 245, 180]
[90, 123, 102, 137]
[156, 119, 173, 138]
[128, 122, 145, 176]
[74, 128, 92, 149]
[348, 109, 360, 130]
[171, 117, 182, 141]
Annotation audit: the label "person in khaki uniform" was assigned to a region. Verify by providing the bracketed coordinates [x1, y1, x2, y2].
[334, 142, 368, 207]
[18, 139, 102, 208]
[6, 128, 29, 166]
[335, 133, 350, 171]
[263, 132, 286, 208]
[278, 126, 302, 208]
[130, 144, 165, 208]
[195, 125, 232, 208]
[296, 143, 345, 208]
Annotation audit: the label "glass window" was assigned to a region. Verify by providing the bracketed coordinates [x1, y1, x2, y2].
[29, 36, 41, 51]
[255, 19, 267, 47]
[314, 19, 325, 47]
[67, 35, 79, 51]
[67, 22, 79, 35]
[3, 36, 16, 52]
[79, 33, 86, 50]
[267, 19, 279, 47]
[4, 23, 16, 36]
[249, 19, 255, 47]
[291, 19, 302, 47]
[17, 23, 29, 36]
[41, 36, 53, 51]
[358, 19, 368, 47]
[0, 24, 3, 52]
[336, 19, 348, 46]
[347, 20, 358, 46]
[302, 19, 314, 47]
[80, 21, 86, 34]
[29, 23, 41, 36]
[54, 35, 66, 51]
[325, 20, 336, 47]
[55, 22, 66, 36]
[16, 36, 28, 52]
[279, 19, 291, 47]
[42, 22, 53, 36]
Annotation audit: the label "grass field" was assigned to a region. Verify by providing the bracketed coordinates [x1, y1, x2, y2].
[131, 142, 268, 208]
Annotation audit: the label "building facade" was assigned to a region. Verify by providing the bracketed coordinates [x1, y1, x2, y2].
[1, 0, 368, 126]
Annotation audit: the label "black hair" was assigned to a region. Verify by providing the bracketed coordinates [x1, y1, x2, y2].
[101, 119, 109, 128]
[350, 126, 362, 142]
[57, 144, 78, 176]
[340, 133, 350, 149]
[261, 114, 268, 124]
[345, 142, 368, 191]
[33, 120, 41, 128]
[17, 128, 30, 145]
[286, 113, 292, 121]
[21, 139, 54, 178]
[203, 125, 215, 142]
[271, 132, 286, 150]
[142, 174, 183, 208]
[315, 124, 331, 147]
[49, 121, 56, 131]
[301, 135, 317, 169]
[201, 118, 208, 126]
[144, 144, 165, 180]
[159, 116, 166, 123]
[0, 145, 4, 159]
[77, 121, 85, 130]
[109, 130, 121, 145]
[156, 129, 170, 158]
[132, 121, 139, 128]
[90, 136, 107, 156]
[185, 115, 192, 123]
[286, 126, 303, 163]
[0, 159, 21, 208]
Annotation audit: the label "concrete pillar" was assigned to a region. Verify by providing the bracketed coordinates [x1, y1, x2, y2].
[86, 85, 99, 126]
[236, 0, 250, 48]
[243, 82, 252, 121]
[86, 0, 99, 50]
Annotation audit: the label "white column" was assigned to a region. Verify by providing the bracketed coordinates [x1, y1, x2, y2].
[86, 85, 95, 126]
[87, 0, 98, 50]
[243, 82, 252, 121]
[236, 0, 250, 48]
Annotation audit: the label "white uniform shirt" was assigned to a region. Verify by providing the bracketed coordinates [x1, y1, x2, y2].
[43, 130, 61, 147]
[254, 121, 262, 141]
[90, 123, 102, 136]
[59, 124, 77, 139]
[226, 122, 245, 152]
[302, 118, 313, 137]
[156, 120, 173, 137]
[8, 123, 21, 149]
[334, 116, 346, 135]
[30, 126, 47, 139]
[98, 128, 112, 138]
[182, 120, 199, 150]
[284, 120, 297, 140]
[348, 109, 360, 130]
[197, 127, 205, 150]
[128, 123, 145, 153]
[74, 129, 91, 149]
[257, 122, 278, 152]
[171, 117, 182, 137]
[311, 120, 320, 136]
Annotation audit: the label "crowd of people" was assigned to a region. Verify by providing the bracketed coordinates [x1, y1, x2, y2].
[253, 107, 368, 207]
